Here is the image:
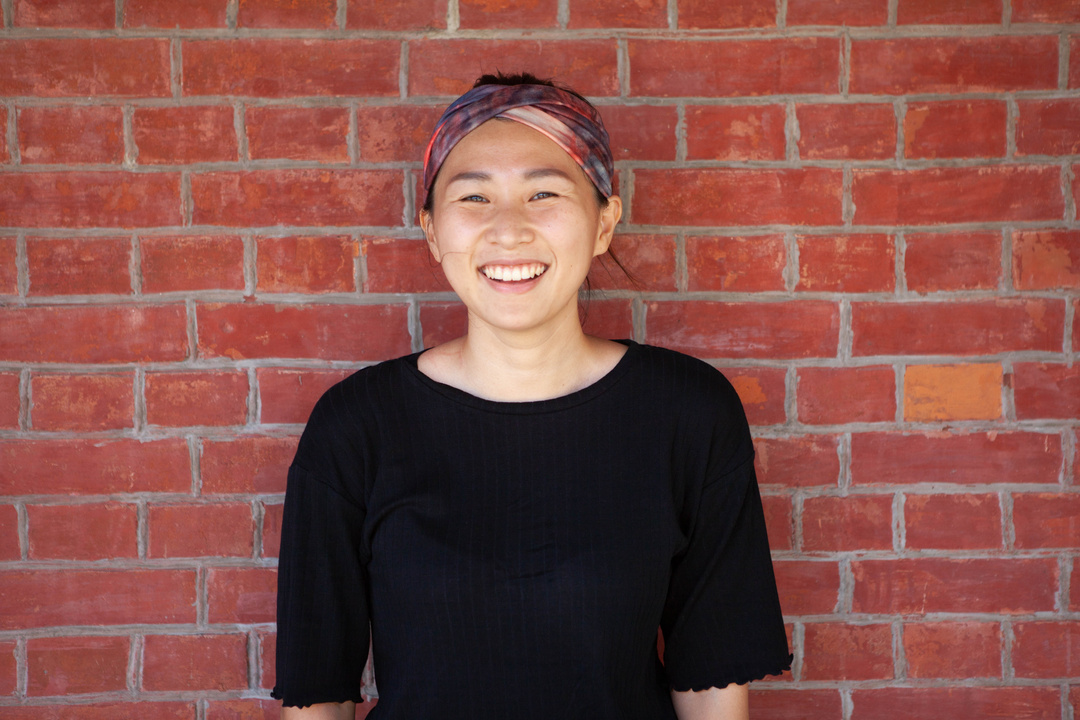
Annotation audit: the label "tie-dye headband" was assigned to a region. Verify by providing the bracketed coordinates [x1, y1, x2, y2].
[422, 83, 614, 202]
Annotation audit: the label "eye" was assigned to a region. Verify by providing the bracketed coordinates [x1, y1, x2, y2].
[531, 191, 557, 200]
[459, 194, 487, 203]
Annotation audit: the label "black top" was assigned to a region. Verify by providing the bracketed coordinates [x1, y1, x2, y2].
[273, 341, 791, 718]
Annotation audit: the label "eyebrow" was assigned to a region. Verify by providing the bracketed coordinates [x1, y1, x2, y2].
[444, 167, 577, 187]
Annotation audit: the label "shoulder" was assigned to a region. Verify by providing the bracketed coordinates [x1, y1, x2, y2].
[628, 343, 743, 411]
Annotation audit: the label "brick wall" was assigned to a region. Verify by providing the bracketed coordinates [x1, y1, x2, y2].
[0, 0, 1078, 718]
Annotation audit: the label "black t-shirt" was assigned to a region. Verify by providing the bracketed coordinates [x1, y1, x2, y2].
[273, 341, 791, 718]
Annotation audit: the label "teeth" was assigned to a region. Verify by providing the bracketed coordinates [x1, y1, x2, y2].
[481, 264, 547, 281]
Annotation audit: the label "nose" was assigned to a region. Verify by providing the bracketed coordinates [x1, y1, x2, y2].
[486, 201, 534, 248]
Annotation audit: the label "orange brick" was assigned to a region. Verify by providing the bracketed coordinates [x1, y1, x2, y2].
[904, 364, 1002, 422]
[726, 367, 787, 426]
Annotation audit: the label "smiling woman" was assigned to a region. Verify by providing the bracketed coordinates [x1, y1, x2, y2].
[272, 73, 791, 720]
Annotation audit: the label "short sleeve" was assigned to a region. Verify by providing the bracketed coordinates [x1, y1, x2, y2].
[272, 392, 372, 707]
[659, 398, 791, 689]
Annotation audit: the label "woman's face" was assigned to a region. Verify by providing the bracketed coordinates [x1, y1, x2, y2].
[420, 118, 622, 338]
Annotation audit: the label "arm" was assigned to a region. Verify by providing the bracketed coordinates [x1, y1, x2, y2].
[282, 701, 356, 720]
[671, 683, 748, 720]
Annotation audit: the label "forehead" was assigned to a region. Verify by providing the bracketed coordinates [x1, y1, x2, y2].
[440, 118, 583, 175]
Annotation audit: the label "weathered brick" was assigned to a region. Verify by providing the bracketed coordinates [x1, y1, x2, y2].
[803, 495, 893, 552]
[904, 100, 1007, 159]
[772, 560, 840, 615]
[1013, 0, 1080, 21]
[678, 0, 776, 27]
[898, 0, 1002, 23]
[726, 367, 787, 426]
[0, 439, 192, 495]
[257, 236, 357, 294]
[685, 235, 783, 292]
[347, 0, 447, 29]
[0, 305, 188, 363]
[258, 369, 352, 425]
[1012, 230, 1080, 290]
[197, 302, 410, 361]
[247, 106, 349, 162]
[200, 436, 299, 494]
[18, 106, 124, 164]
[904, 231, 1001, 293]
[133, 106, 237, 165]
[1013, 494, 1080, 549]
[140, 236, 245, 294]
[1013, 362, 1080, 420]
[590, 235, 677, 292]
[408, 40, 619, 96]
[124, 0, 227, 27]
[634, 169, 843, 226]
[143, 635, 248, 692]
[797, 366, 895, 425]
[458, 0, 557, 28]
[569, 0, 667, 28]
[14, 0, 114, 27]
[850, 36, 1058, 94]
[149, 503, 254, 558]
[0, 238, 15, 295]
[357, 105, 443, 163]
[602, 105, 678, 161]
[904, 494, 1001, 550]
[237, 0, 337, 27]
[903, 622, 1001, 679]
[0, 505, 20, 561]
[796, 104, 896, 160]
[630, 38, 838, 97]
[750, 690, 844, 720]
[31, 372, 133, 431]
[183, 40, 399, 97]
[26, 237, 131, 296]
[146, 371, 249, 427]
[686, 105, 786, 161]
[419, 302, 466, 347]
[0, 39, 170, 97]
[0, 640, 15, 694]
[0, 373, 18, 430]
[364, 237, 458, 294]
[207, 568, 276, 624]
[28, 503, 138, 561]
[851, 432, 1060, 485]
[0, 703, 195, 720]
[1017, 99, 1080, 156]
[787, 0, 887, 25]
[852, 687, 1060, 720]
[797, 234, 894, 293]
[802, 623, 893, 680]
[1013, 621, 1080, 678]
[190, 170, 403, 227]
[761, 494, 792, 551]
[754, 435, 840, 487]
[852, 300, 1063, 356]
[0, 570, 196, 629]
[0, 172, 182, 228]
[903, 363, 1002, 422]
[580, 299, 634, 340]
[262, 503, 284, 558]
[27, 636, 129, 695]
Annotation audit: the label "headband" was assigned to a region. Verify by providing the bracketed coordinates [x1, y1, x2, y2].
[422, 83, 614, 202]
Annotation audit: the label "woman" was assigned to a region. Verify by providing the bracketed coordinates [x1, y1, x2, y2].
[273, 73, 791, 720]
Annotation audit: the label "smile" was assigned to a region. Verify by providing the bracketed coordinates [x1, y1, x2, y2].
[480, 263, 548, 282]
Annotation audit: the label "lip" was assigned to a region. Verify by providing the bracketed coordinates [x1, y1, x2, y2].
[477, 261, 549, 293]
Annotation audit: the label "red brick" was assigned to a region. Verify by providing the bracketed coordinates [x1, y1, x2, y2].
[802, 623, 892, 681]
[787, 0, 886, 25]
[18, 106, 124, 164]
[1017, 99, 1080, 156]
[183, 39, 398, 97]
[0, 39, 170, 97]
[141, 236, 245, 294]
[761, 495, 792, 551]
[851, 432, 1061, 485]
[1013, 363, 1080, 419]
[1, 305, 187, 363]
[0, 640, 15, 694]
[27, 503, 137, 561]
[0, 439, 191, 495]
[32, 372, 133, 431]
[257, 236, 357, 294]
[578, 299, 632, 340]
[1074, 558, 1080, 611]
[1013, 0, 1080, 21]
[191, 170, 402, 227]
[262, 503, 284, 558]
[852, 299, 1063, 356]
[726, 367, 787, 426]
[601, 105, 678, 161]
[797, 234, 894, 293]
[143, 635, 248, 692]
[686, 105, 785, 161]
[898, 0, 1001, 23]
[749, 689, 844, 720]
[259, 631, 276, 689]
[1013, 621, 1080, 678]
[1013, 230, 1080, 290]
[1014, 493, 1080, 549]
[0, 108, 6, 163]
[133, 106, 236, 165]
[678, 0, 775, 27]
[904, 100, 1007, 159]
[904, 363, 1002, 422]
[754, 435, 840, 487]
[0, 237, 15, 294]
[27, 237, 130, 296]
[645, 300, 839, 358]
[347, 0, 447, 29]
[207, 699, 279, 720]
[797, 366, 895, 425]
[124, 0, 227, 27]
[459, 0, 557, 28]
[357, 105, 443, 163]
[27, 636, 128, 695]
[149, 503, 253, 558]
[258, 369, 351, 425]
[0, 505, 19, 561]
[904, 622, 1001, 679]
[851, 36, 1057, 94]
[589, 235, 677, 292]
[200, 436, 299, 494]
[569, 0, 666, 28]
[853, 687, 1060, 720]
[0, 372, 18, 430]
[248, 106, 349, 162]
[904, 231, 1001, 292]
[0, 569, 196, 629]
[631, 38, 838, 97]
[773, 560, 839, 615]
[197, 302, 410, 361]
[1075, 299, 1080, 353]
[797, 104, 895, 160]
[855, 165, 1062, 225]
[0, 703, 196, 720]
[145, 371, 248, 427]
[14, 0, 114, 27]
[1074, 39, 1080, 89]
[905, 494, 1001, 550]
[852, 558, 1056, 614]
[364, 237, 450, 293]
[0, 172, 182, 228]
[636, 169, 842, 226]
[408, 40, 619, 97]
[803, 495, 893, 552]
[420, 302, 465, 348]
[208, 568, 276, 624]
[237, 0, 336, 27]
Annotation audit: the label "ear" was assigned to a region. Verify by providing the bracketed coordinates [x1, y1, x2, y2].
[592, 195, 623, 257]
[419, 208, 441, 263]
